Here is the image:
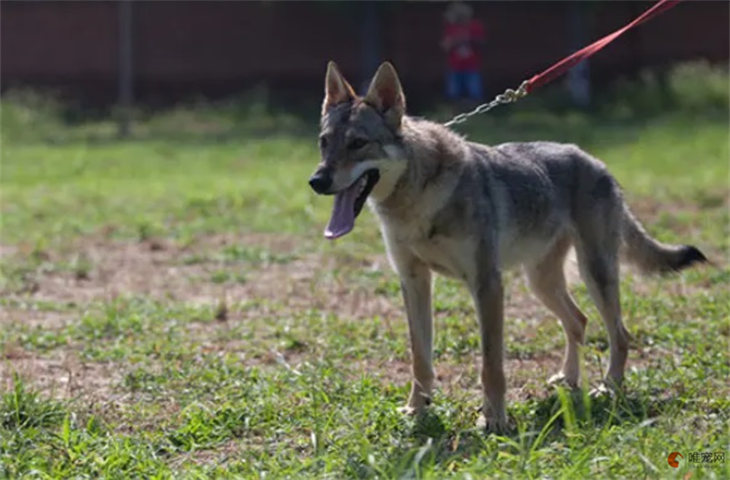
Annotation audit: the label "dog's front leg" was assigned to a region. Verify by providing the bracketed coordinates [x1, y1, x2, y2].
[470, 266, 508, 432]
[397, 259, 434, 415]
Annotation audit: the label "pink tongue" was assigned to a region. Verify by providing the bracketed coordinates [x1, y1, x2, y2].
[324, 179, 362, 239]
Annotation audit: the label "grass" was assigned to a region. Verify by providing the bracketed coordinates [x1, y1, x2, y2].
[1, 81, 728, 478]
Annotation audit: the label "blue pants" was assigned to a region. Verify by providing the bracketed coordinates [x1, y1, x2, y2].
[446, 70, 484, 101]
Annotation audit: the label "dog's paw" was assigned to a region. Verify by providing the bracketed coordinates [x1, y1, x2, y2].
[399, 392, 431, 416]
[547, 372, 579, 389]
[476, 413, 511, 434]
[398, 404, 420, 416]
[589, 379, 621, 398]
[475, 405, 512, 434]
[398, 403, 431, 416]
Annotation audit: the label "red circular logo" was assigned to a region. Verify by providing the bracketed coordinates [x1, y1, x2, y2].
[668, 451, 683, 468]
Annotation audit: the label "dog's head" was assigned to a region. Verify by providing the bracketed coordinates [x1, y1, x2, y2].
[309, 61, 407, 239]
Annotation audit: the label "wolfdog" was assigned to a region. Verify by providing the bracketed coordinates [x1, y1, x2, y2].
[308, 61, 707, 431]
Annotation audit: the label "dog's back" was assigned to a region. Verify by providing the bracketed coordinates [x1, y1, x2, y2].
[389, 126, 706, 274]
[482, 140, 704, 272]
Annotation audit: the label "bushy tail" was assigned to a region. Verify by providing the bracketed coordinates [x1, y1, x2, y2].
[621, 206, 707, 274]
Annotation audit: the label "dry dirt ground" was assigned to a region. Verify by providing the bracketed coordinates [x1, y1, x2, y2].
[1, 231, 577, 402]
[1, 203, 721, 415]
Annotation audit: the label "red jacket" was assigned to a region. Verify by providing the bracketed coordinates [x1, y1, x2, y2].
[443, 19, 485, 71]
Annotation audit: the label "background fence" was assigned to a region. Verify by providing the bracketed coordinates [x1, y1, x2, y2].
[1, 1, 728, 107]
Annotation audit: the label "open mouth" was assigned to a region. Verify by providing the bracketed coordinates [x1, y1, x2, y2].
[324, 169, 380, 239]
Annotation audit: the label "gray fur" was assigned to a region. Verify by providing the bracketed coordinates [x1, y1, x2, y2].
[311, 61, 707, 432]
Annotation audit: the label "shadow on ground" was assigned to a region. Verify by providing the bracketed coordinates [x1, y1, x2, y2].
[381, 388, 681, 476]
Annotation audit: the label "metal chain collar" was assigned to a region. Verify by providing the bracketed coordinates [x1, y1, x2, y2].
[442, 80, 530, 127]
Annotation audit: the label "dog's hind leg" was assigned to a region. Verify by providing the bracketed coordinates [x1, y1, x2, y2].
[525, 236, 587, 388]
[574, 207, 630, 389]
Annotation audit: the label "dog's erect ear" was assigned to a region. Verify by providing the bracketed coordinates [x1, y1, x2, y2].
[322, 61, 356, 114]
[364, 61, 406, 128]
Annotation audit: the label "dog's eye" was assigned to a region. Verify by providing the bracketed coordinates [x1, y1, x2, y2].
[347, 138, 368, 150]
[319, 136, 328, 150]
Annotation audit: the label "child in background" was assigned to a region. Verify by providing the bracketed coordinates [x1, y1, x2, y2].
[442, 2, 485, 102]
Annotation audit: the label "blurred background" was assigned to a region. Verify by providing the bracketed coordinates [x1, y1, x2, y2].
[1, 0, 728, 124]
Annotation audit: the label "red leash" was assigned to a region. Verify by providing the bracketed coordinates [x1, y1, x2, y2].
[525, 0, 681, 93]
[444, 0, 682, 126]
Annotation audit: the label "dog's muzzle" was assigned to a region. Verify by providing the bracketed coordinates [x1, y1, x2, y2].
[309, 169, 332, 194]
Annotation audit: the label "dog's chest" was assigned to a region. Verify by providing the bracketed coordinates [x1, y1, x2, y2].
[386, 218, 475, 281]
[412, 237, 472, 280]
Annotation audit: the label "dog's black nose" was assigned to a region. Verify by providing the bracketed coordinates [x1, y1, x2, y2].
[309, 172, 332, 194]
